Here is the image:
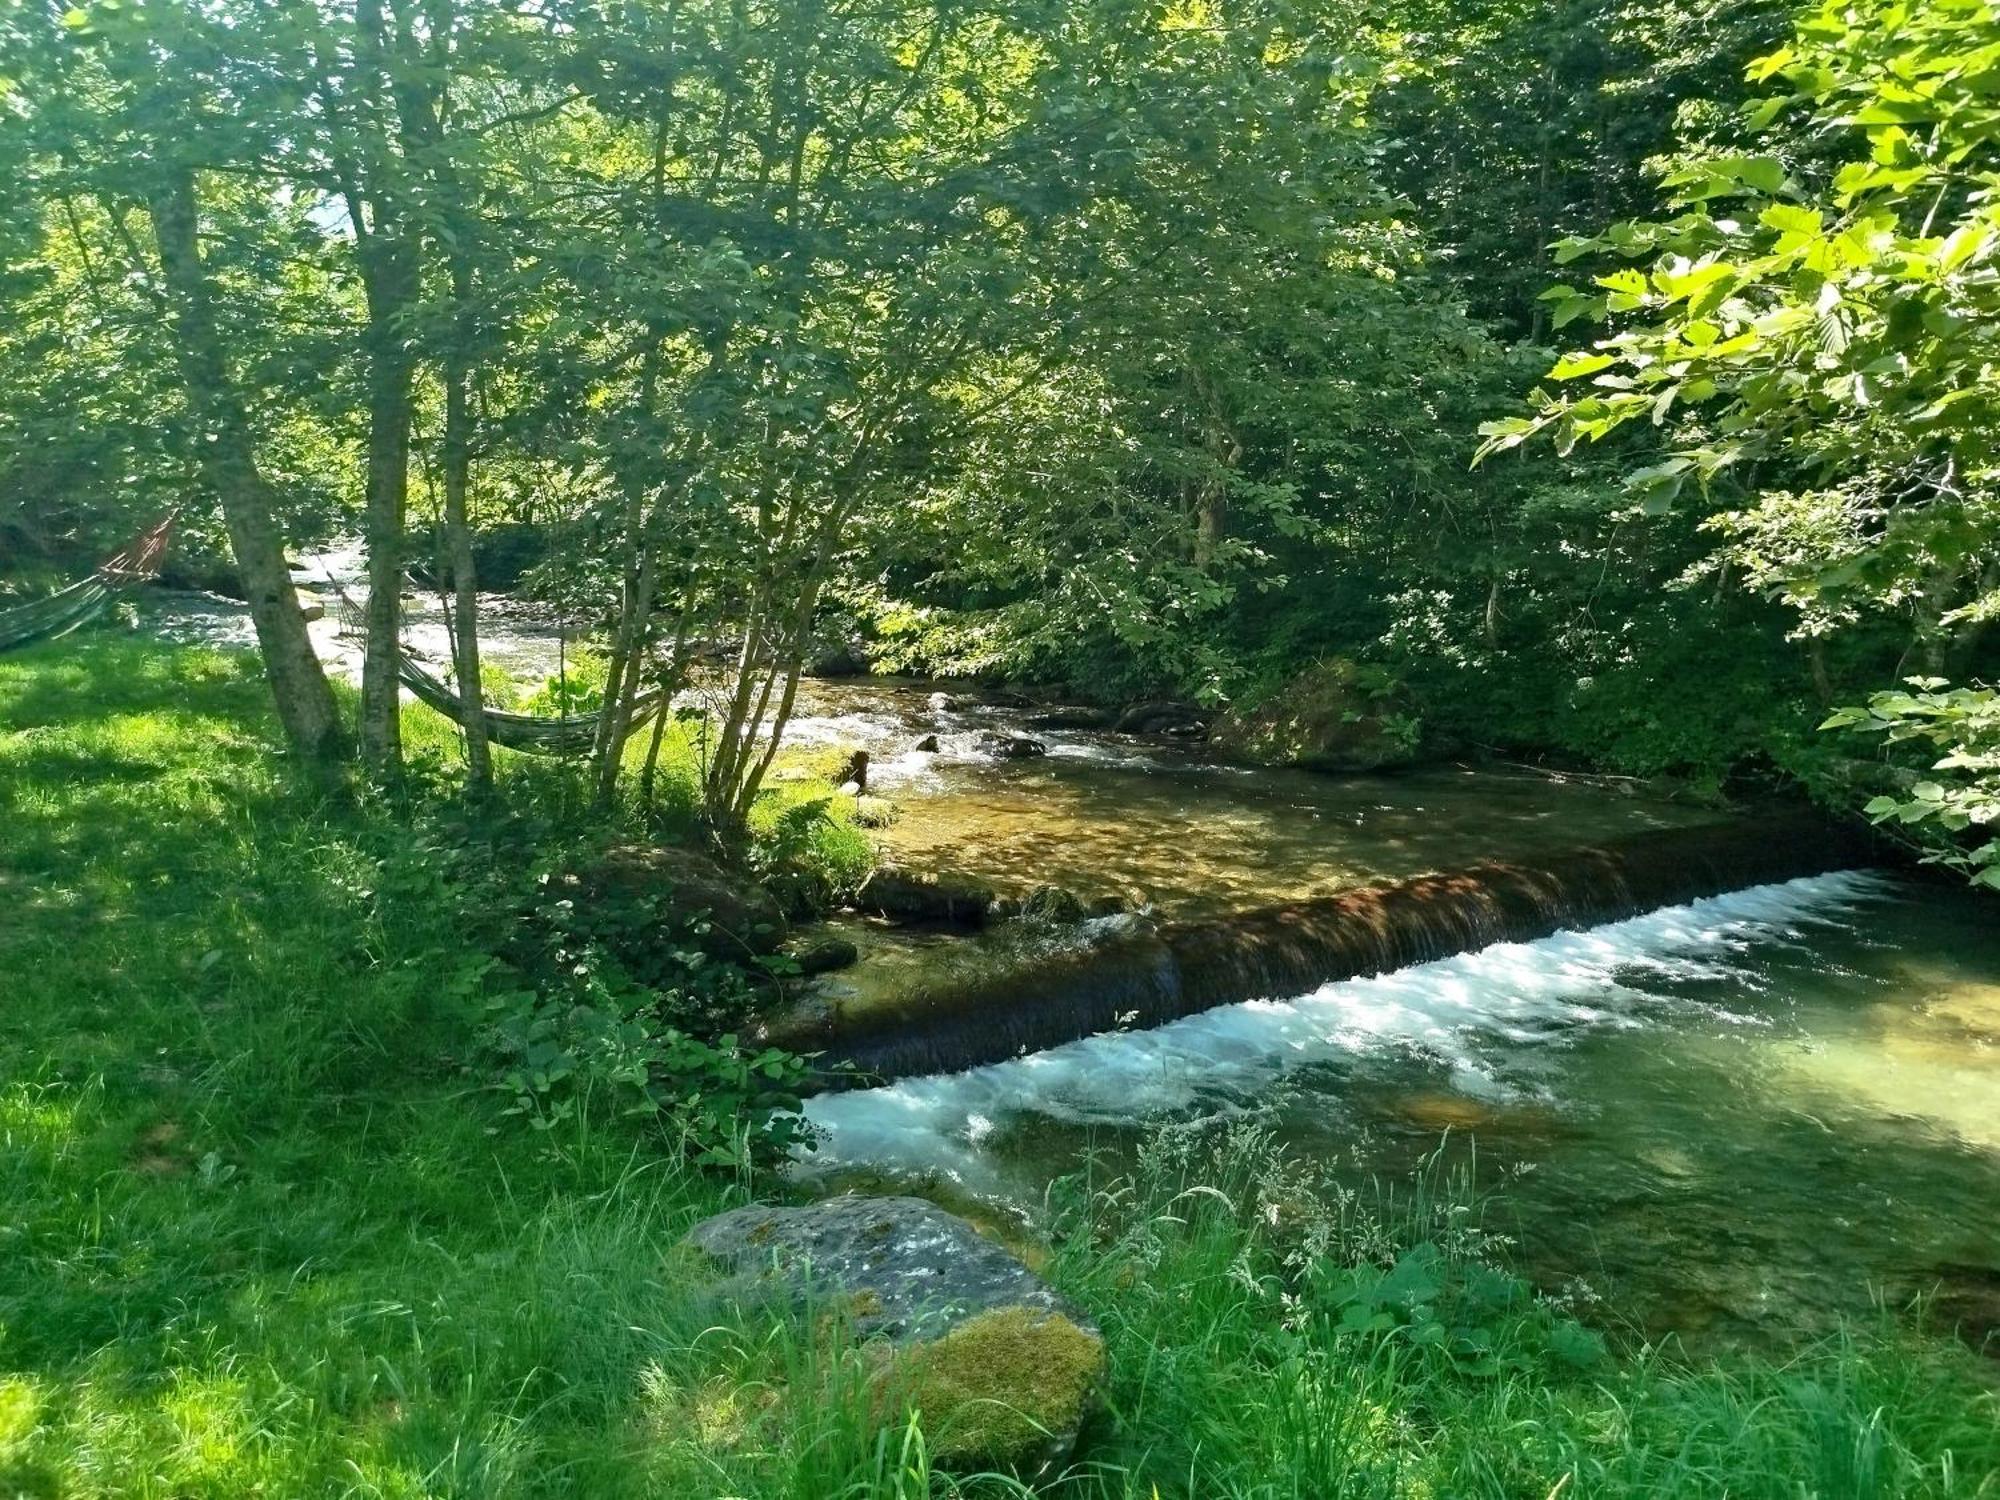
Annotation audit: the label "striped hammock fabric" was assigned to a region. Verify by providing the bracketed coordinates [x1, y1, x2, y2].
[0, 517, 174, 654]
[397, 653, 667, 756]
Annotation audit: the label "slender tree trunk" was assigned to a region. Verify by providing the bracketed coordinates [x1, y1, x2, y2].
[442, 258, 490, 785]
[591, 344, 664, 788]
[639, 587, 700, 808]
[356, 240, 419, 776]
[149, 168, 346, 762]
[1807, 637, 1835, 706]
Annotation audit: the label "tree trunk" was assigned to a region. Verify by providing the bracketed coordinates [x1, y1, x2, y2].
[148, 168, 346, 761]
[356, 238, 419, 776]
[442, 257, 491, 786]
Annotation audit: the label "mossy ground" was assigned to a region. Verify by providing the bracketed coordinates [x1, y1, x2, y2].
[1, 634, 1995, 1499]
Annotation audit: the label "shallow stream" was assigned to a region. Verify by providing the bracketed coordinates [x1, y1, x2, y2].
[802, 871, 2000, 1348]
[137, 577, 2000, 1348]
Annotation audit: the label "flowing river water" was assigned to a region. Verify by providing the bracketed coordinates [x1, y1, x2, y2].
[140, 575, 2000, 1350]
[778, 681, 2000, 1351]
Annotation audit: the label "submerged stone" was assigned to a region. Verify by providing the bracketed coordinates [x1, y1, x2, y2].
[682, 1196, 1105, 1473]
[855, 864, 997, 927]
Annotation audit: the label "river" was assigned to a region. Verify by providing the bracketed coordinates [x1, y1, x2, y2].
[140, 570, 2000, 1350]
[778, 683, 2000, 1351]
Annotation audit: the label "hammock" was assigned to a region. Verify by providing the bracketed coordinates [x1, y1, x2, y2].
[313, 558, 667, 756]
[0, 517, 173, 654]
[397, 651, 667, 756]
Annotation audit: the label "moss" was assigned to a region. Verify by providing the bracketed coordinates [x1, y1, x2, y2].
[1216, 657, 1419, 772]
[873, 1306, 1104, 1472]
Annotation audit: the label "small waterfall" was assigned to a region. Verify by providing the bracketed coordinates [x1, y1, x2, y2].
[765, 814, 1883, 1083]
[799, 867, 1896, 1188]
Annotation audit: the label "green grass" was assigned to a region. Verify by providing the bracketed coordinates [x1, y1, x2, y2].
[2, 635, 1996, 1498]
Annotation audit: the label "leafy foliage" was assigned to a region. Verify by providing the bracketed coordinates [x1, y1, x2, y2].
[1826, 679, 2000, 883]
[1481, 0, 2000, 857]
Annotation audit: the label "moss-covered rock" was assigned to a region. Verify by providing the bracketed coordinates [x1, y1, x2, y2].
[871, 1306, 1106, 1474]
[681, 1196, 1106, 1474]
[1213, 658, 1422, 772]
[1004, 883, 1092, 925]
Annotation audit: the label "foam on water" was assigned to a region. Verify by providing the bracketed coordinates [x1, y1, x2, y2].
[799, 869, 1893, 1187]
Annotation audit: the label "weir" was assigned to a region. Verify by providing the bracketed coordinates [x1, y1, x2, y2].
[762, 813, 1885, 1084]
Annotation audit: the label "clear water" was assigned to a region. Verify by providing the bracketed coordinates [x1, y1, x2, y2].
[788, 678, 1722, 918]
[801, 872, 2000, 1347]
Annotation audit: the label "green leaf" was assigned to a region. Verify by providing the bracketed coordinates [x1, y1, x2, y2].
[1549, 352, 1616, 380]
[1759, 204, 1824, 237]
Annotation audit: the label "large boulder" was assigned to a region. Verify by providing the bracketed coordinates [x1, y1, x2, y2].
[1212, 659, 1421, 773]
[683, 1196, 1105, 1474]
[1025, 706, 1114, 731]
[855, 864, 997, 927]
[575, 843, 786, 957]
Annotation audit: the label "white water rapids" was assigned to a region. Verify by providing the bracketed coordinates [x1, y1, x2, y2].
[798, 869, 1895, 1188]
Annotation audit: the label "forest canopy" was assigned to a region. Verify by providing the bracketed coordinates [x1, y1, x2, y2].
[1, 0, 1994, 869]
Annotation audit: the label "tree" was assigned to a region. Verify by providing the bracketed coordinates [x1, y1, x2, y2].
[1480, 0, 2000, 874]
[5, 0, 348, 760]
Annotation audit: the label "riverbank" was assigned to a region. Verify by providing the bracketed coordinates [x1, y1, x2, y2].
[3, 637, 1997, 1498]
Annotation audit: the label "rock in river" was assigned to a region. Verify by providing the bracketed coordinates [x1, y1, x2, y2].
[1112, 699, 1207, 736]
[683, 1196, 1106, 1474]
[855, 864, 997, 926]
[1025, 706, 1114, 730]
[975, 730, 1047, 759]
[788, 934, 861, 976]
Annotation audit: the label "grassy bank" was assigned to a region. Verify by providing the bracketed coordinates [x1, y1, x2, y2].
[2, 637, 1995, 1498]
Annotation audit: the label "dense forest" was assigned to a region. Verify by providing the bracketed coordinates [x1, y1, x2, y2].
[4, 0, 2000, 1494]
[4, 0, 1993, 867]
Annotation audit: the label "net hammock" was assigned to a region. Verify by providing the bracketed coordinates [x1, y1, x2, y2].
[315, 553, 670, 757]
[0, 516, 174, 654]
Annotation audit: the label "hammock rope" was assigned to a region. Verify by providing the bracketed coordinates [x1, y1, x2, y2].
[0, 517, 174, 654]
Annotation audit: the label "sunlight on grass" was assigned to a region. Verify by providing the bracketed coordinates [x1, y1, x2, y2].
[0, 1083, 93, 1171]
